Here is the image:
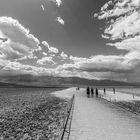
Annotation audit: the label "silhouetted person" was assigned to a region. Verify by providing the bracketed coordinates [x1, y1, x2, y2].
[133, 93, 135, 99]
[104, 88, 106, 94]
[76, 87, 79, 90]
[95, 88, 98, 97]
[113, 88, 115, 94]
[87, 87, 90, 97]
[91, 88, 94, 97]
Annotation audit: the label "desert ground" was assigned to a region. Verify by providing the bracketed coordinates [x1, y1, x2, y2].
[0, 87, 69, 139]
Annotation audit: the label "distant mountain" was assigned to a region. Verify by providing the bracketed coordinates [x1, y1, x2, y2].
[54, 76, 138, 87]
[0, 74, 138, 87]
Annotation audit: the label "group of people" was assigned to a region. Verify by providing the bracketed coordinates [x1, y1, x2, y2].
[86, 87, 99, 98]
[86, 87, 116, 98]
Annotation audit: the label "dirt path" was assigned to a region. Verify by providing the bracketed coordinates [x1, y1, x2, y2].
[68, 88, 140, 140]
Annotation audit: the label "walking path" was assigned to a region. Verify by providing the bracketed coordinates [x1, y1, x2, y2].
[52, 88, 140, 140]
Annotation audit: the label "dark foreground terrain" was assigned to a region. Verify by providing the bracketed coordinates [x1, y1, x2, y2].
[0, 88, 68, 139]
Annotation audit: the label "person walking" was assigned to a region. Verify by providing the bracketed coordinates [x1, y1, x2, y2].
[95, 88, 98, 97]
[113, 88, 115, 94]
[91, 88, 94, 97]
[87, 87, 90, 98]
[104, 88, 106, 94]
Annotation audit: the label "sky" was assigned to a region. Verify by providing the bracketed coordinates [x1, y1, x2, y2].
[0, 0, 140, 83]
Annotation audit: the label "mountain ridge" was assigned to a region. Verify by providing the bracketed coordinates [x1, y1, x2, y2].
[0, 74, 139, 87]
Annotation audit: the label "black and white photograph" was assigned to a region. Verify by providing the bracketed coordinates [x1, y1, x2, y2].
[0, 0, 140, 139]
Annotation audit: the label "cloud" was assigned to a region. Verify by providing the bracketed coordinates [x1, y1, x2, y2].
[0, 17, 40, 60]
[103, 12, 140, 40]
[95, 0, 140, 20]
[42, 41, 59, 54]
[56, 17, 65, 25]
[58, 55, 135, 73]
[3, 61, 56, 76]
[60, 52, 68, 59]
[37, 56, 56, 65]
[43, 52, 47, 56]
[56, 0, 62, 7]
[55, 0, 62, 7]
[2, 11, 140, 82]
[41, 4, 45, 11]
[0, 16, 60, 77]
[69, 55, 87, 62]
[49, 46, 59, 54]
[49, 0, 62, 7]
[0, 58, 9, 68]
[91, 0, 140, 82]
[107, 36, 140, 51]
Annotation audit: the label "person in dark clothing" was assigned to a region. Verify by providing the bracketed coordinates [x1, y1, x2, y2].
[76, 87, 80, 90]
[104, 88, 106, 94]
[91, 88, 94, 97]
[113, 88, 115, 94]
[87, 87, 90, 97]
[95, 88, 98, 97]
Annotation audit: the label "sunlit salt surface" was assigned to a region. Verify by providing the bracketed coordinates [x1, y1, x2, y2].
[51, 87, 75, 99]
[99, 89, 140, 102]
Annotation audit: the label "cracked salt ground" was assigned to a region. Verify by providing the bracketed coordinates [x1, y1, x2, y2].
[52, 88, 140, 140]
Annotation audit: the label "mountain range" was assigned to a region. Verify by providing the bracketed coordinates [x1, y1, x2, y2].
[0, 74, 138, 88]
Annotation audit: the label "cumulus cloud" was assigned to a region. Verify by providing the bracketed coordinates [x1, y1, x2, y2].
[49, 46, 59, 54]
[37, 56, 56, 65]
[54, 0, 62, 7]
[104, 12, 140, 40]
[69, 55, 87, 62]
[95, 0, 140, 41]
[91, 0, 140, 82]
[0, 16, 61, 77]
[56, 17, 65, 25]
[43, 52, 47, 56]
[42, 41, 59, 54]
[2, 9, 140, 82]
[60, 52, 68, 59]
[98, 0, 140, 58]
[58, 55, 134, 73]
[3, 61, 56, 76]
[0, 17, 40, 60]
[41, 4, 45, 11]
[49, 0, 62, 7]
[59, 70, 97, 79]
[107, 36, 140, 51]
[55, 53, 140, 82]
[56, 0, 62, 7]
[95, 0, 140, 19]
